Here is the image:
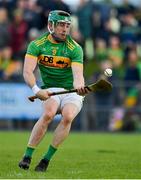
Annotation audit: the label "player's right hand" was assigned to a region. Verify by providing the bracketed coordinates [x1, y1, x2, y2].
[35, 89, 50, 101]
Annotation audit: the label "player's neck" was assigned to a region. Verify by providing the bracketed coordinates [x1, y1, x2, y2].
[48, 34, 59, 44]
[50, 33, 66, 43]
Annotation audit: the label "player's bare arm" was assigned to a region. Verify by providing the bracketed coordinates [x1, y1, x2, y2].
[19, 10, 86, 172]
[23, 56, 49, 101]
[72, 63, 89, 96]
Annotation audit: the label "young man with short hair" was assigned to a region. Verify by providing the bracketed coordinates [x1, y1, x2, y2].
[19, 10, 89, 172]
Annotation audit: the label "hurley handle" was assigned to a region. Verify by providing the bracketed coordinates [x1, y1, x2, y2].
[28, 86, 90, 102]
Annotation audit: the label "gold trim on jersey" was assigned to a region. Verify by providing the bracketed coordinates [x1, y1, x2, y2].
[72, 39, 79, 46]
[38, 55, 71, 68]
[67, 41, 75, 48]
[34, 36, 47, 46]
[25, 54, 37, 60]
[47, 34, 59, 44]
[66, 40, 75, 51]
[71, 62, 83, 66]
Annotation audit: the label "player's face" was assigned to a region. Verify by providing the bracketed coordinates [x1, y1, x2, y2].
[54, 21, 71, 41]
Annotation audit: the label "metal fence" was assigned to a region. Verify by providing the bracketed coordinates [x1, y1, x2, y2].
[80, 80, 141, 132]
[0, 81, 141, 132]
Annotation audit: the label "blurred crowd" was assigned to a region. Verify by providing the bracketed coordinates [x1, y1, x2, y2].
[0, 0, 141, 81]
[0, 0, 141, 131]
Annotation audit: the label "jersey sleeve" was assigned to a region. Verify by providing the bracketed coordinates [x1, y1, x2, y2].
[26, 41, 40, 57]
[71, 45, 83, 64]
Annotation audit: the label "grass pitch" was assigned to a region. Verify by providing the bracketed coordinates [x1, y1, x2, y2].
[0, 132, 141, 179]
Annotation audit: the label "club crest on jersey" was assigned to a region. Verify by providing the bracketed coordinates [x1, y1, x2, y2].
[51, 47, 58, 56]
[52, 49, 57, 55]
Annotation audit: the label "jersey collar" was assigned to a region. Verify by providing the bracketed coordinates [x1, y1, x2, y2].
[47, 34, 60, 44]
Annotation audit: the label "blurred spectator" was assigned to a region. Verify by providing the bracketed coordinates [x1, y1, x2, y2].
[98, 1, 112, 23]
[0, 8, 11, 50]
[116, 0, 136, 16]
[76, 0, 93, 40]
[0, 7, 12, 80]
[76, 0, 93, 60]
[91, 1, 113, 43]
[24, 27, 40, 52]
[3, 57, 23, 81]
[9, 9, 28, 58]
[36, 0, 52, 30]
[0, 0, 17, 16]
[95, 38, 108, 63]
[137, 46, 141, 79]
[70, 15, 81, 41]
[17, 0, 43, 30]
[124, 50, 140, 86]
[28, 28, 40, 41]
[108, 35, 124, 79]
[0, 47, 11, 80]
[122, 49, 141, 132]
[91, 7, 102, 41]
[52, 0, 70, 13]
[16, 0, 28, 11]
[37, 0, 70, 13]
[124, 50, 140, 107]
[106, 8, 121, 35]
[120, 12, 140, 44]
[16, 0, 28, 16]
[62, 0, 80, 12]
[109, 107, 125, 131]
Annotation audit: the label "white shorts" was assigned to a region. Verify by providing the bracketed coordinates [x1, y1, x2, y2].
[47, 87, 84, 112]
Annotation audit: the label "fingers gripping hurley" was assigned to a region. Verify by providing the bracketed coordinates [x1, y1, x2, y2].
[28, 79, 112, 102]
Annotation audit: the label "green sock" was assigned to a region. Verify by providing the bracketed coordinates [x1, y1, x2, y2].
[43, 145, 57, 161]
[24, 146, 35, 158]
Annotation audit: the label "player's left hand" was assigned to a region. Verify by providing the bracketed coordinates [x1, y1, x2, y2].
[73, 82, 90, 96]
[76, 87, 90, 96]
[73, 80, 91, 96]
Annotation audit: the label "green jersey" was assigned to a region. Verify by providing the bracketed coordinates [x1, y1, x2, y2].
[26, 32, 83, 89]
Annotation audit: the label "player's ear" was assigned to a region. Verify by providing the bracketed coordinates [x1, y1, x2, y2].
[48, 21, 53, 32]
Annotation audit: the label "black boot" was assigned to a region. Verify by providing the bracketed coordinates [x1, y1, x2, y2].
[35, 159, 50, 172]
[19, 156, 31, 170]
